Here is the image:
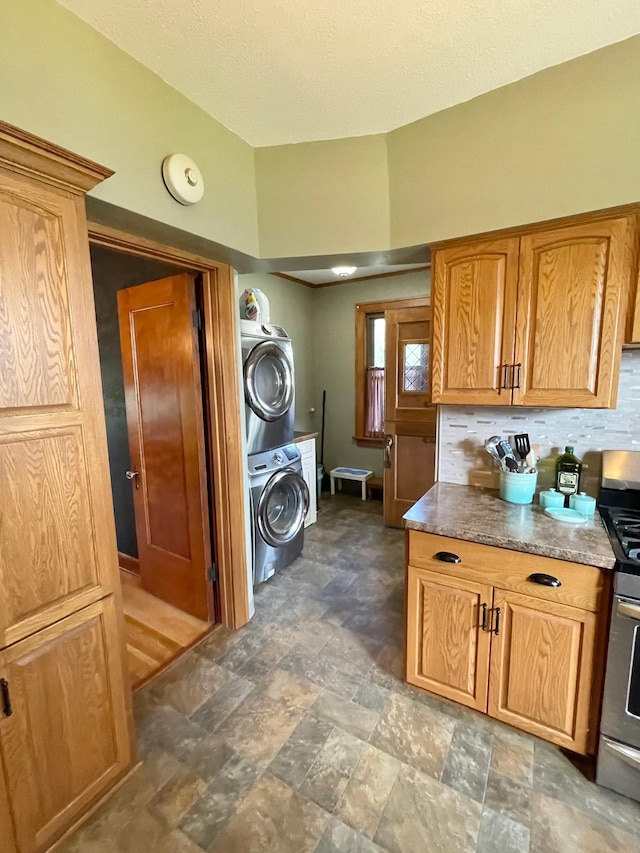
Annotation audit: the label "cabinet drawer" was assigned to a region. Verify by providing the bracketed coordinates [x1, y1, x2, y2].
[408, 530, 606, 612]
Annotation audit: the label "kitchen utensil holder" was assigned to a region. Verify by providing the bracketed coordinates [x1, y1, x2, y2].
[499, 470, 538, 504]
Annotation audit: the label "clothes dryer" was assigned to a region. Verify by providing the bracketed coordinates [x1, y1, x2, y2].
[241, 319, 295, 455]
[248, 443, 309, 584]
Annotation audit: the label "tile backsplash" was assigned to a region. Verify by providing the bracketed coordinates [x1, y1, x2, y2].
[437, 349, 640, 497]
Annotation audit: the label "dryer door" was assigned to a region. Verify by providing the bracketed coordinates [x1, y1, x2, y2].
[257, 469, 309, 547]
[244, 341, 294, 422]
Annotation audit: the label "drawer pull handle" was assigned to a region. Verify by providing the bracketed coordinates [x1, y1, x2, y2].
[493, 607, 501, 636]
[0, 679, 11, 718]
[435, 551, 461, 564]
[528, 573, 561, 588]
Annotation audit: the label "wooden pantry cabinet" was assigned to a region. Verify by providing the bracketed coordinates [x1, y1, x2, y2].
[406, 530, 609, 754]
[0, 122, 134, 852]
[431, 215, 638, 408]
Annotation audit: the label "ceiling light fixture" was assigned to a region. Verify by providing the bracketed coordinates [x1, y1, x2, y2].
[331, 266, 357, 277]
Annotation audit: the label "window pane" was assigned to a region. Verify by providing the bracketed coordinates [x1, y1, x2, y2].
[403, 342, 429, 392]
[372, 317, 385, 368]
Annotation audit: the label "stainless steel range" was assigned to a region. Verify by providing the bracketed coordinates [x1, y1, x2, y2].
[597, 450, 640, 802]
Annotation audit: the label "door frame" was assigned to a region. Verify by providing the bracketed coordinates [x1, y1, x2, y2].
[88, 222, 250, 629]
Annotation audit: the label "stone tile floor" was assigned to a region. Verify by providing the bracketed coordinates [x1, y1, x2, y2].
[62, 494, 640, 852]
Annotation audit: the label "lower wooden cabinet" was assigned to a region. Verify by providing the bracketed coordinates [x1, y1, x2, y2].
[406, 532, 608, 755]
[406, 568, 491, 712]
[0, 596, 133, 853]
[487, 590, 597, 753]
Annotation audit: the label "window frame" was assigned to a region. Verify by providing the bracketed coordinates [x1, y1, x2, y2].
[354, 295, 430, 448]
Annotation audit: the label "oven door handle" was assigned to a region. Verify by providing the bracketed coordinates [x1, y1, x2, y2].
[617, 600, 640, 621]
[602, 737, 640, 769]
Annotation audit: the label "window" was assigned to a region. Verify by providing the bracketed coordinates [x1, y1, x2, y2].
[354, 296, 430, 447]
[365, 313, 385, 438]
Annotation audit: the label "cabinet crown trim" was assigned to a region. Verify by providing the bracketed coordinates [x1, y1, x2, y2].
[0, 120, 113, 194]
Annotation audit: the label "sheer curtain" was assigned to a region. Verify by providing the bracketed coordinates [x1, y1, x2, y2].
[365, 367, 385, 437]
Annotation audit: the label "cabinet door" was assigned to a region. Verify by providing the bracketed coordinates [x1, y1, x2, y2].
[0, 762, 15, 853]
[0, 597, 132, 853]
[0, 166, 118, 647]
[431, 237, 519, 405]
[514, 217, 635, 407]
[488, 590, 597, 754]
[406, 566, 492, 712]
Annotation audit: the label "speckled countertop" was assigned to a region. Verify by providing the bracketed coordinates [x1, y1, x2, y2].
[403, 482, 616, 569]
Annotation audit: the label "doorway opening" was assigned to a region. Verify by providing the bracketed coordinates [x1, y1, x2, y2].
[90, 243, 216, 688]
[355, 296, 435, 527]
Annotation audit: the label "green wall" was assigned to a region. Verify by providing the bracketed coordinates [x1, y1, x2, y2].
[387, 35, 640, 247]
[255, 135, 389, 258]
[312, 271, 430, 476]
[236, 271, 429, 474]
[3, 2, 640, 260]
[1, 0, 259, 256]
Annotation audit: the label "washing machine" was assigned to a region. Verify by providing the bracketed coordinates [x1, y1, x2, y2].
[249, 443, 309, 584]
[241, 319, 295, 455]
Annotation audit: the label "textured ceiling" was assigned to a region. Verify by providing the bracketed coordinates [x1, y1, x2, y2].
[58, 0, 640, 146]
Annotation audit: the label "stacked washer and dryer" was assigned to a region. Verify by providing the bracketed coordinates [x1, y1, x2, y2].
[241, 319, 309, 584]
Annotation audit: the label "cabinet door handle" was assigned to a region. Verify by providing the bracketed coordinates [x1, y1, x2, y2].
[512, 363, 522, 390]
[493, 607, 501, 636]
[501, 363, 510, 390]
[0, 679, 12, 718]
[435, 551, 461, 564]
[481, 603, 488, 632]
[528, 573, 562, 588]
[125, 469, 140, 489]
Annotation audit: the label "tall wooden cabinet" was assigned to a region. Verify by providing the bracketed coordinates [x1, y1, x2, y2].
[431, 215, 637, 408]
[0, 123, 135, 851]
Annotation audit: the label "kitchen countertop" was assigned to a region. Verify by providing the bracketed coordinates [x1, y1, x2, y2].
[403, 482, 616, 569]
[292, 431, 318, 444]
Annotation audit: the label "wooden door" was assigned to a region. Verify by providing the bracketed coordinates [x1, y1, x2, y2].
[514, 217, 635, 407]
[384, 306, 436, 527]
[406, 566, 492, 712]
[0, 164, 120, 649]
[118, 274, 213, 621]
[431, 237, 519, 404]
[0, 598, 131, 853]
[488, 590, 597, 754]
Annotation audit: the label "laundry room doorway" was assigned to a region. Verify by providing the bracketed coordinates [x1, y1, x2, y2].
[117, 273, 214, 622]
[88, 235, 249, 688]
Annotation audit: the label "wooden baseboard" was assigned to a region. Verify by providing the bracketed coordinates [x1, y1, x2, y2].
[118, 551, 140, 575]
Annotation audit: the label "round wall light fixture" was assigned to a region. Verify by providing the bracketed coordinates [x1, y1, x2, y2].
[162, 153, 205, 205]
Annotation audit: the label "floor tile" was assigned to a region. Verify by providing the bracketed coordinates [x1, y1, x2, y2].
[268, 712, 334, 789]
[530, 791, 640, 853]
[179, 753, 262, 848]
[375, 763, 483, 853]
[148, 766, 207, 828]
[315, 817, 387, 853]
[369, 691, 455, 778]
[150, 654, 229, 716]
[208, 773, 329, 853]
[485, 767, 533, 827]
[311, 689, 380, 741]
[476, 807, 530, 853]
[492, 732, 535, 785]
[441, 718, 493, 802]
[335, 743, 401, 839]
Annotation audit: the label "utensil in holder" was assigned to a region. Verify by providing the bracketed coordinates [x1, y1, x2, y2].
[499, 470, 538, 504]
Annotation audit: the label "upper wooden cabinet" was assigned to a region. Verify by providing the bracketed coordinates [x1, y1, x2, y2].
[431, 237, 519, 405]
[431, 215, 637, 408]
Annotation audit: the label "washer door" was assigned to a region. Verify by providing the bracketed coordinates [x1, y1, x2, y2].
[244, 341, 293, 422]
[257, 469, 309, 547]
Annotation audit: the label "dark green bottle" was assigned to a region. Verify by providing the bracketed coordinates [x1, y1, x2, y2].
[555, 446, 582, 506]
